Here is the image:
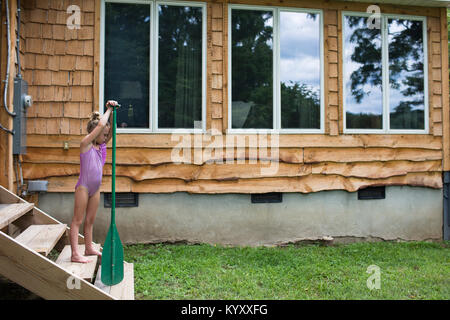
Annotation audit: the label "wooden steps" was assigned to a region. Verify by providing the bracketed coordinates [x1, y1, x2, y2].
[94, 262, 134, 300]
[15, 224, 67, 256]
[0, 203, 34, 229]
[56, 244, 101, 282]
[0, 185, 134, 300]
[0, 231, 115, 300]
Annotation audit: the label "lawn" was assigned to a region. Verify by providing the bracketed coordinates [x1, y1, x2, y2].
[124, 241, 450, 300]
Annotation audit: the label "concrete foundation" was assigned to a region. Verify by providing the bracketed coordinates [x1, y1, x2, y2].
[37, 186, 443, 246]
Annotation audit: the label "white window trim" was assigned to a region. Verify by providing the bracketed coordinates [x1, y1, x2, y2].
[342, 11, 429, 135]
[227, 4, 324, 134]
[100, 0, 207, 134]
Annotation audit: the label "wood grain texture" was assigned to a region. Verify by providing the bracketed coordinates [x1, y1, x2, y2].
[43, 171, 443, 194]
[26, 134, 443, 149]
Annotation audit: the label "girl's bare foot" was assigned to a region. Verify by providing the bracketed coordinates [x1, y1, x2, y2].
[71, 254, 91, 264]
[85, 248, 102, 257]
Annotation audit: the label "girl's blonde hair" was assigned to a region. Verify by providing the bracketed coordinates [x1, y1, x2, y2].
[87, 112, 111, 133]
[87, 112, 101, 133]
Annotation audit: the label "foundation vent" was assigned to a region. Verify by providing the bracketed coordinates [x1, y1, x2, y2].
[251, 193, 283, 203]
[358, 187, 385, 200]
[104, 193, 139, 208]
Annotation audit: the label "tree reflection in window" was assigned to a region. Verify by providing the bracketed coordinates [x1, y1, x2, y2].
[388, 19, 425, 130]
[280, 12, 320, 129]
[344, 16, 383, 129]
[158, 5, 203, 129]
[231, 10, 273, 129]
[344, 15, 425, 131]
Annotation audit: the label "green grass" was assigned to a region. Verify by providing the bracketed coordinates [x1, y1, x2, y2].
[124, 241, 450, 300]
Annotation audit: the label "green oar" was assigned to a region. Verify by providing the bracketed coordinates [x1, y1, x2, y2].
[101, 104, 124, 286]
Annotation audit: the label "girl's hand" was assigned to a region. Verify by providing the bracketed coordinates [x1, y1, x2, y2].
[106, 100, 119, 109]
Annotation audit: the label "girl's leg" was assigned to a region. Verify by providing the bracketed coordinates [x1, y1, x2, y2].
[84, 189, 102, 256]
[71, 186, 90, 263]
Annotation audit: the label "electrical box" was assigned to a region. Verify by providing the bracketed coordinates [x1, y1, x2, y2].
[27, 180, 48, 193]
[13, 77, 32, 154]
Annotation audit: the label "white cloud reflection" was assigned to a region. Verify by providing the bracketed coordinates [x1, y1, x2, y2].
[280, 11, 320, 90]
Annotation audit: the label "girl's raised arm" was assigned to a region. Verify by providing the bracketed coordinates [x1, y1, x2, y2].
[80, 100, 118, 153]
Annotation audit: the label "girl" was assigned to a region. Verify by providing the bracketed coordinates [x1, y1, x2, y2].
[70, 100, 119, 263]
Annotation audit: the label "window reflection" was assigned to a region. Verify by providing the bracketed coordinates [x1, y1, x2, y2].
[280, 12, 320, 129]
[231, 10, 273, 129]
[388, 19, 425, 130]
[344, 16, 383, 129]
[158, 5, 203, 129]
[105, 3, 150, 128]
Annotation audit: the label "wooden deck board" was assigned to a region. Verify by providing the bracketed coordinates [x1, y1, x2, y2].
[15, 224, 67, 256]
[56, 244, 101, 282]
[94, 262, 134, 300]
[0, 203, 34, 230]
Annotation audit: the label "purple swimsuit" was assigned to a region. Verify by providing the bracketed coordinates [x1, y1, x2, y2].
[75, 143, 107, 197]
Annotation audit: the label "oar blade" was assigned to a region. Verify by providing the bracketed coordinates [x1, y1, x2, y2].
[101, 224, 124, 286]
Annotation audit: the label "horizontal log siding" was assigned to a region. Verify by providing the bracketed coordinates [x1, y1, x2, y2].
[20, 0, 445, 194]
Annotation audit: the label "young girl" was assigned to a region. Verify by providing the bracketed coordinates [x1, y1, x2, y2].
[70, 100, 119, 263]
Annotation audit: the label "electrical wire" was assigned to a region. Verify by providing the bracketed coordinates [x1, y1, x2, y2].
[16, 0, 21, 79]
[2, 0, 15, 117]
[0, 0, 14, 135]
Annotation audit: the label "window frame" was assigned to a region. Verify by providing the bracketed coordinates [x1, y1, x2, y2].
[227, 4, 325, 134]
[100, 0, 207, 134]
[342, 11, 429, 135]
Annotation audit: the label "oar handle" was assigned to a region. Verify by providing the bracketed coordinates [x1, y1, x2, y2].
[111, 105, 117, 283]
[111, 106, 117, 223]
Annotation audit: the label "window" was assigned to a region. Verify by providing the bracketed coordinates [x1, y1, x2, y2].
[101, 1, 206, 132]
[228, 5, 323, 133]
[343, 13, 428, 133]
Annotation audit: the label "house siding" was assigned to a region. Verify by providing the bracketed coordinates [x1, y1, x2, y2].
[1, 0, 446, 194]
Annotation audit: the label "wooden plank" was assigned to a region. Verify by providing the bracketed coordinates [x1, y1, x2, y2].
[324, 9, 330, 134]
[0, 0, 17, 191]
[0, 231, 114, 300]
[222, 0, 228, 133]
[21, 147, 304, 165]
[56, 244, 101, 282]
[428, 16, 436, 136]
[22, 161, 311, 181]
[206, 2, 213, 132]
[94, 262, 134, 300]
[337, 8, 344, 134]
[21, 158, 443, 182]
[132, 172, 444, 194]
[93, 0, 101, 115]
[0, 0, 9, 189]
[110, 263, 134, 300]
[0, 184, 26, 204]
[21, 145, 444, 166]
[15, 224, 67, 256]
[304, 148, 442, 163]
[0, 203, 34, 229]
[226, 0, 440, 17]
[440, 7, 450, 170]
[43, 171, 443, 194]
[25, 134, 444, 149]
[311, 160, 442, 179]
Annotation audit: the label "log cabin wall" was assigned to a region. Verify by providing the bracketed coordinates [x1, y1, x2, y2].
[15, 0, 449, 195]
